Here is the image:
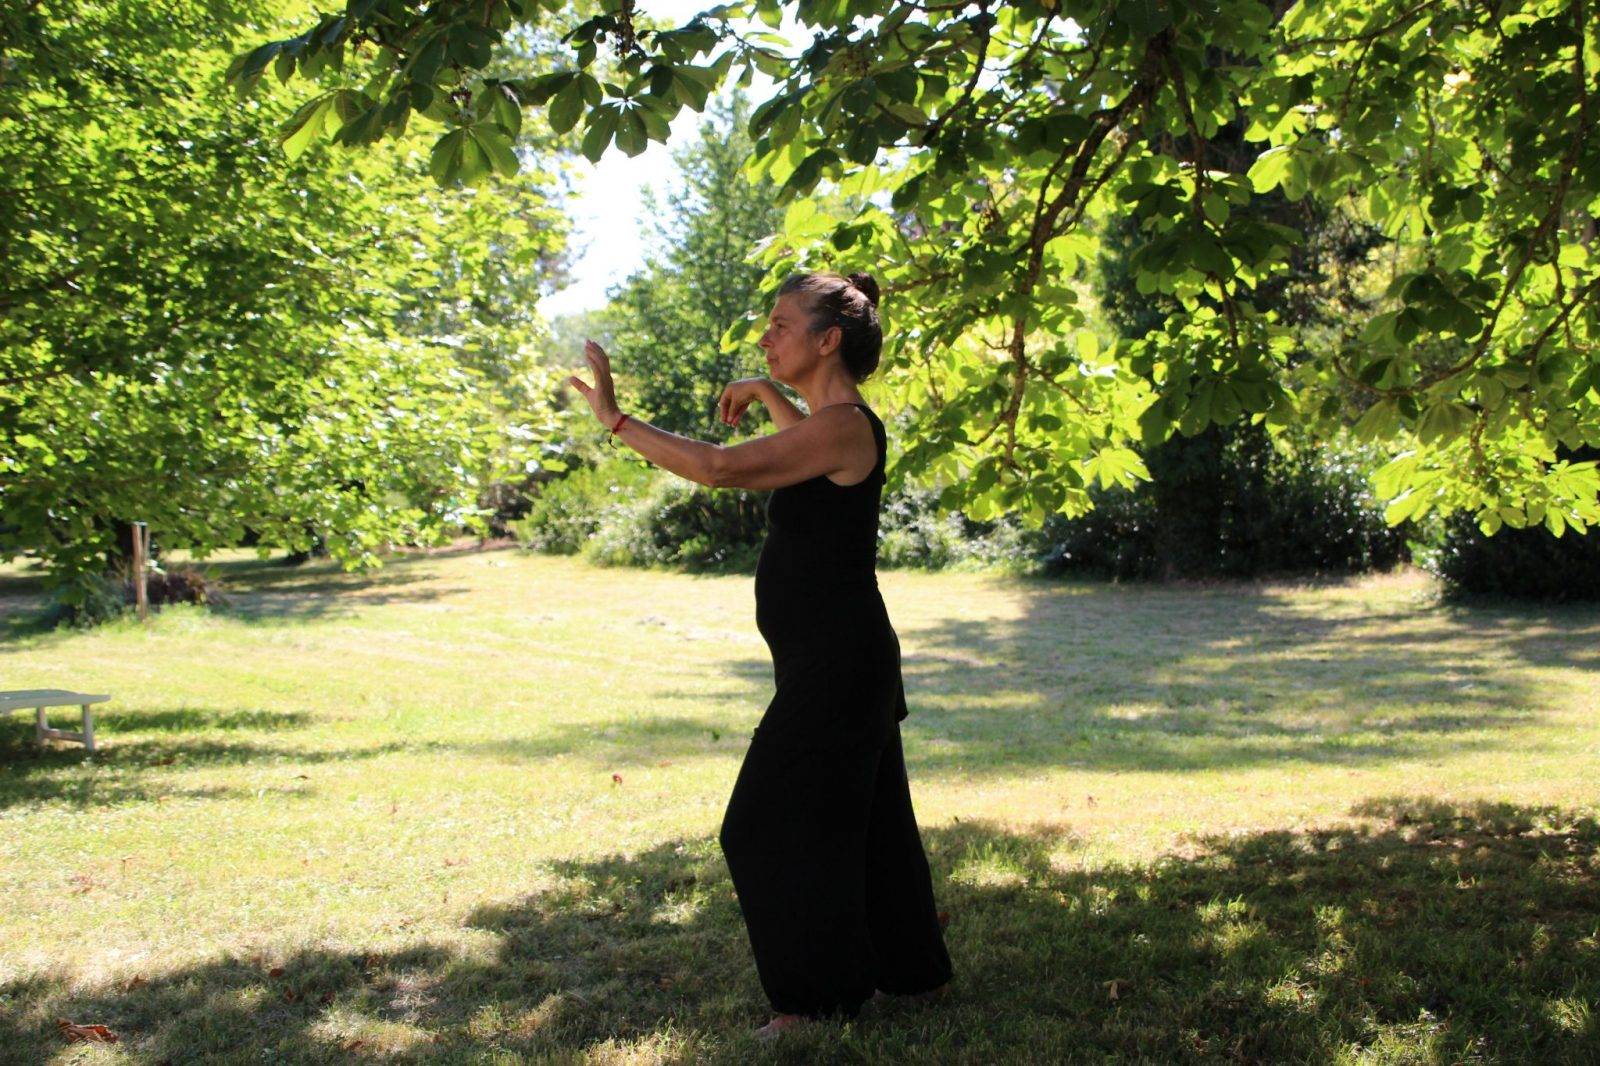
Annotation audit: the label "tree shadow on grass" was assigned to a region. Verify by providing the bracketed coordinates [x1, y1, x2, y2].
[458, 714, 756, 768]
[449, 567, 1591, 779]
[0, 712, 417, 810]
[215, 564, 470, 624]
[818, 575, 1600, 778]
[2, 797, 1595, 1062]
[0, 551, 474, 640]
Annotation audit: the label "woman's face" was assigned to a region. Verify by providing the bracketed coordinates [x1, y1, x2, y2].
[758, 293, 835, 384]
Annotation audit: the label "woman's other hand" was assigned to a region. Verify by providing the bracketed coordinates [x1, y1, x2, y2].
[718, 377, 770, 427]
[567, 340, 622, 427]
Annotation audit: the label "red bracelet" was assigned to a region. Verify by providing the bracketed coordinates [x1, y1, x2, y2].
[610, 412, 630, 435]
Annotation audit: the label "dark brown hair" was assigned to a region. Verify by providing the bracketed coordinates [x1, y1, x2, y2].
[776, 270, 882, 382]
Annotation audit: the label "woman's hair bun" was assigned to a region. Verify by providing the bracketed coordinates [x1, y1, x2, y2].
[845, 271, 880, 309]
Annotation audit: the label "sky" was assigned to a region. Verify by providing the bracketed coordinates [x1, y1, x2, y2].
[539, 2, 798, 319]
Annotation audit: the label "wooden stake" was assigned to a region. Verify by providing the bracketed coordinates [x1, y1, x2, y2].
[132, 521, 149, 621]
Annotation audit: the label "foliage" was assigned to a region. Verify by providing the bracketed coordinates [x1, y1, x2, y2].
[877, 482, 1038, 573]
[592, 87, 791, 439]
[234, 0, 1600, 541]
[1088, 172, 1404, 578]
[581, 473, 767, 571]
[1431, 445, 1600, 601]
[0, 0, 575, 593]
[1036, 422, 1410, 580]
[509, 452, 657, 553]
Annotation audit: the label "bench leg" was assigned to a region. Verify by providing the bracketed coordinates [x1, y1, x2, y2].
[31, 705, 96, 752]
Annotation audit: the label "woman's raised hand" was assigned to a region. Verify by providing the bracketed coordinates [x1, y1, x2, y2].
[718, 377, 770, 427]
[567, 339, 622, 427]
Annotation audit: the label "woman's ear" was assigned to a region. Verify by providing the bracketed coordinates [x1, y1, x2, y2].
[821, 324, 842, 358]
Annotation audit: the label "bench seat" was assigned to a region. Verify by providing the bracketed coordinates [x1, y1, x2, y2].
[2, 690, 110, 752]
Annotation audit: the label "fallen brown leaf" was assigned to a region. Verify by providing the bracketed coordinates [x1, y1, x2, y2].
[56, 1018, 119, 1044]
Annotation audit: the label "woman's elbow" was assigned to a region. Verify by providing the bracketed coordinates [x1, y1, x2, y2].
[705, 447, 734, 489]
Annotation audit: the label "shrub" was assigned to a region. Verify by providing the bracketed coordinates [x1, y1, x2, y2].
[1034, 422, 1408, 580]
[510, 454, 656, 555]
[583, 475, 766, 571]
[146, 564, 225, 608]
[879, 483, 1039, 573]
[43, 563, 224, 627]
[1430, 445, 1600, 601]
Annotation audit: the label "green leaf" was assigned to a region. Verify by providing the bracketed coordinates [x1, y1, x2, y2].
[280, 94, 334, 160]
[615, 108, 647, 156]
[549, 82, 584, 134]
[1138, 400, 1172, 445]
[580, 107, 619, 162]
[1246, 145, 1292, 193]
[469, 126, 519, 178]
[429, 127, 468, 186]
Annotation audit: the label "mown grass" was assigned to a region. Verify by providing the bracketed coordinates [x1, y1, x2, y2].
[1, 547, 1597, 1063]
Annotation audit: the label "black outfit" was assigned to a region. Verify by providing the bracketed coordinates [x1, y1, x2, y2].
[718, 402, 954, 1021]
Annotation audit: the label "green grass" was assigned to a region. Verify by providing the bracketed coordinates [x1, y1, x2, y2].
[2, 547, 1597, 1063]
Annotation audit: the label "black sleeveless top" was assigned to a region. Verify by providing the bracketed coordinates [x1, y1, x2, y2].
[752, 402, 906, 724]
[754, 402, 886, 592]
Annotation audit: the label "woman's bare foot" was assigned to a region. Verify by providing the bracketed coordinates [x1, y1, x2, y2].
[754, 1012, 807, 1041]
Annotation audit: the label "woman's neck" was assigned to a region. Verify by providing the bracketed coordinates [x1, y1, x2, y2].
[794, 371, 863, 415]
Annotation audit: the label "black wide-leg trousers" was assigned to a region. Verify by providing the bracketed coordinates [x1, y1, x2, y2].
[718, 669, 953, 1020]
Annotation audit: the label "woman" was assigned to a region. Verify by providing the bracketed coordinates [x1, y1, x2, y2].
[566, 269, 953, 1040]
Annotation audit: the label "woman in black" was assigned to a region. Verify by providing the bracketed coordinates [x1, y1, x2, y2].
[567, 269, 953, 1040]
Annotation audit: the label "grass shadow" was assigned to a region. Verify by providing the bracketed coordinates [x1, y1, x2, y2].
[2, 798, 1595, 1061]
[0, 715, 420, 810]
[852, 574, 1600, 777]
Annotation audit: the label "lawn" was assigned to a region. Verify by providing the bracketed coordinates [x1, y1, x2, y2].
[2, 547, 1597, 1063]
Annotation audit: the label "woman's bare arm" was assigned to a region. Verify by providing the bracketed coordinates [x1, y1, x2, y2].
[589, 359, 830, 486]
[609, 398, 869, 490]
[758, 381, 806, 430]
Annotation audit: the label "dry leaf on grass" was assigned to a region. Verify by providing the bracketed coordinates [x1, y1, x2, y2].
[56, 1018, 120, 1044]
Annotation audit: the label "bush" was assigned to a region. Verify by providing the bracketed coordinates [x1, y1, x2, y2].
[583, 475, 766, 571]
[1431, 444, 1600, 601]
[1034, 422, 1409, 580]
[44, 563, 224, 627]
[878, 483, 1039, 573]
[510, 454, 656, 554]
[145, 564, 225, 608]
[1027, 482, 1162, 580]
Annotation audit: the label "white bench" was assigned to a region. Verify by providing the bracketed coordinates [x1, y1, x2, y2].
[2, 690, 109, 753]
